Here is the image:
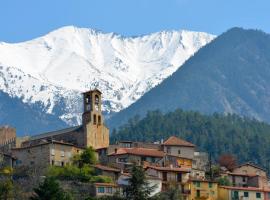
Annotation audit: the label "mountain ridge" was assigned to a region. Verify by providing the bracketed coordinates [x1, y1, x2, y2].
[0, 26, 214, 134]
[108, 27, 270, 128]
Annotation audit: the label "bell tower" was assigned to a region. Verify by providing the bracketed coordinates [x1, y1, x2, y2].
[82, 89, 109, 149]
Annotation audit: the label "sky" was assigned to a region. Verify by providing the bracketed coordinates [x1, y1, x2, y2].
[0, 0, 270, 43]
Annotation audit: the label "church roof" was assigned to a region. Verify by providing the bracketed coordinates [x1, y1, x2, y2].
[163, 136, 195, 147]
[30, 125, 82, 141]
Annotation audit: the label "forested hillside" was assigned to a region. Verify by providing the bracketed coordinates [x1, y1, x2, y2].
[111, 109, 270, 168]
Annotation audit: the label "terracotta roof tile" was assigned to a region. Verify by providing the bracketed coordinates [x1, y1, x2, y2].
[146, 165, 191, 172]
[163, 136, 195, 147]
[108, 147, 164, 157]
[93, 164, 121, 172]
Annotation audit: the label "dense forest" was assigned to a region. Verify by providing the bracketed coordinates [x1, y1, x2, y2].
[111, 109, 270, 170]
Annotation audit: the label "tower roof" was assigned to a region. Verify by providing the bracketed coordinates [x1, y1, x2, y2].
[83, 89, 102, 94]
[163, 136, 195, 147]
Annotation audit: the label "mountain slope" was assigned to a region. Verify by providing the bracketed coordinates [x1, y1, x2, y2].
[0, 90, 66, 135]
[108, 28, 270, 128]
[0, 26, 214, 134]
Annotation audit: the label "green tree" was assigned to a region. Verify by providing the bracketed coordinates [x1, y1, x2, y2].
[0, 179, 13, 200]
[30, 177, 73, 200]
[217, 176, 232, 186]
[125, 165, 155, 200]
[80, 147, 98, 166]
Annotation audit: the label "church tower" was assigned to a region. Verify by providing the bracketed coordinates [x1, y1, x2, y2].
[82, 89, 109, 149]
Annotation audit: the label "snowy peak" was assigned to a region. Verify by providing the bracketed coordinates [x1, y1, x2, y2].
[0, 26, 215, 126]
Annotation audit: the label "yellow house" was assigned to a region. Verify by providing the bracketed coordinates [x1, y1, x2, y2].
[185, 178, 218, 200]
[218, 186, 265, 200]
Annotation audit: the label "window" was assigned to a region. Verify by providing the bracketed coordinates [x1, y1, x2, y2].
[51, 149, 55, 156]
[209, 182, 212, 188]
[233, 191, 239, 198]
[162, 172, 167, 181]
[244, 192, 249, 197]
[93, 114, 97, 124]
[242, 176, 246, 182]
[98, 187, 105, 193]
[166, 147, 171, 154]
[95, 95, 99, 104]
[61, 150, 65, 157]
[30, 161, 34, 165]
[196, 190, 200, 197]
[256, 192, 261, 198]
[196, 182, 201, 187]
[177, 173, 182, 182]
[178, 150, 181, 154]
[107, 187, 113, 194]
[98, 115, 101, 125]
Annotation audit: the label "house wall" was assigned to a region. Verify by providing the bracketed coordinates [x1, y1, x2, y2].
[13, 143, 82, 169]
[49, 143, 82, 166]
[13, 144, 50, 170]
[229, 189, 264, 200]
[188, 181, 218, 200]
[233, 165, 267, 177]
[163, 145, 195, 159]
[218, 187, 230, 200]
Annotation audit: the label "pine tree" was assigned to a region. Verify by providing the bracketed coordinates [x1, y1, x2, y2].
[30, 177, 72, 200]
[125, 165, 155, 200]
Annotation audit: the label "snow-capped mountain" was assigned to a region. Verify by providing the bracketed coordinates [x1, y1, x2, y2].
[0, 26, 215, 127]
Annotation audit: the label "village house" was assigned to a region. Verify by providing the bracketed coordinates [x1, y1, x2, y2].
[218, 186, 267, 200]
[12, 140, 83, 170]
[90, 182, 122, 197]
[108, 147, 165, 169]
[145, 165, 191, 192]
[117, 172, 162, 197]
[184, 178, 218, 200]
[0, 152, 16, 168]
[161, 136, 196, 160]
[93, 164, 121, 181]
[222, 162, 269, 188]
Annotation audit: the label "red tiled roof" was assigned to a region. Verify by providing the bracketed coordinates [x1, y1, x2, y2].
[93, 164, 121, 172]
[163, 136, 195, 147]
[108, 148, 165, 157]
[146, 165, 191, 172]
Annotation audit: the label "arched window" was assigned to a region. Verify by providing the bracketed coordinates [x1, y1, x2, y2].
[98, 115, 101, 125]
[95, 95, 99, 104]
[93, 114, 97, 125]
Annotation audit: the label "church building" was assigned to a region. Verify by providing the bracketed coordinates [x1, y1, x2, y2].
[21, 89, 109, 150]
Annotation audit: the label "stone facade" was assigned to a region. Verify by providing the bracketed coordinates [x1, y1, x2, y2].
[0, 126, 16, 152]
[12, 141, 83, 170]
[82, 90, 109, 149]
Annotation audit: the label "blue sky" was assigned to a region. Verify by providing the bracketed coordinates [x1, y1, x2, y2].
[1, 0, 269, 42]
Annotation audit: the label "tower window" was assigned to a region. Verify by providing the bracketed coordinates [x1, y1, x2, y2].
[93, 114, 97, 124]
[98, 115, 101, 125]
[95, 95, 99, 104]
